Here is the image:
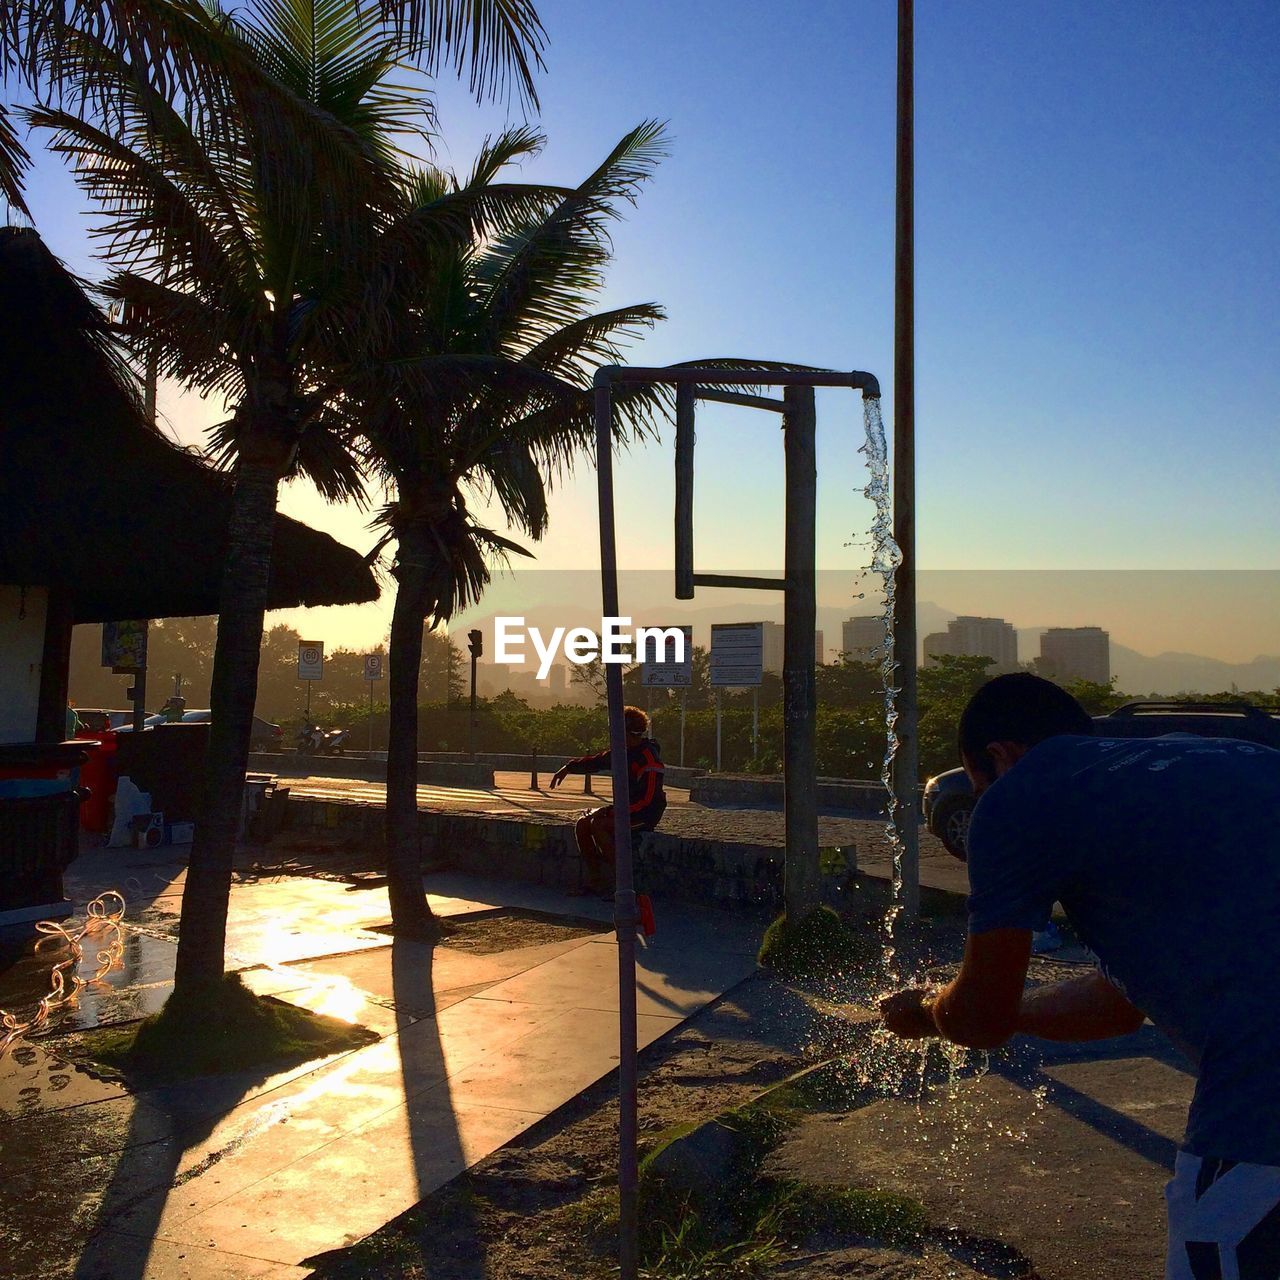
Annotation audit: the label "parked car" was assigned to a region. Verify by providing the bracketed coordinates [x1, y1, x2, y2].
[175, 709, 284, 752]
[923, 701, 1280, 860]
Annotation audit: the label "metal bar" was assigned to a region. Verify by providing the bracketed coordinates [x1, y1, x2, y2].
[595, 379, 640, 1280]
[598, 365, 881, 396]
[715, 688, 722, 771]
[892, 0, 921, 918]
[696, 387, 788, 412]
[783, 385, 821, 920]
[691, 572, 787, 592]
[674, 383, 696, 600]
[679, 690, 686, 767]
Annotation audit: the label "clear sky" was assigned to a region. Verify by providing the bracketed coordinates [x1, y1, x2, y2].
[13, 0, 1279, 652]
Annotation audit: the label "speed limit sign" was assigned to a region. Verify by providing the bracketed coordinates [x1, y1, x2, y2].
[297, 641, 324, 681]
[363, 653, 384, 680]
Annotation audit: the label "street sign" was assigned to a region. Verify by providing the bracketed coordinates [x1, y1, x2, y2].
[102, 620, 147, 673]
[363, 653, 384, 681]
[710, 622, 764, 687]
[640, 625, 693, 687]
[297, 640, 324, 681]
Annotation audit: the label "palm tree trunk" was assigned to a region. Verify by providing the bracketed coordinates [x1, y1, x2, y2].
[174, 451, 281, 992]
[385, 532, 437, 937]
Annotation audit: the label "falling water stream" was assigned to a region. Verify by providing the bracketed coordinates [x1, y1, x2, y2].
[811, 395, 1052, 1184]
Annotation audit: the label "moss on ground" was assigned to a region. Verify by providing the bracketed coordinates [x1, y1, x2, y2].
[66, 973, 378, 1084]
[757, 906, 880, 979]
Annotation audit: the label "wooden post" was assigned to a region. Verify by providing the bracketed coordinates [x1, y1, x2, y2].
[892, 0, 921, 917]
[36, 588, 74, 743]
[783, 385, 820, 920]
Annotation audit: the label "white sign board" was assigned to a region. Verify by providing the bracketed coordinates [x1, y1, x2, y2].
[297, 640, 324, 681]
[710, 622, 764, 687]
[640, 625, 693, 688]
[363, 653, 384, 681]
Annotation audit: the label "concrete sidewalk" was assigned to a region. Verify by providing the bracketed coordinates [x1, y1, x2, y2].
[0, 867, 761, 1279]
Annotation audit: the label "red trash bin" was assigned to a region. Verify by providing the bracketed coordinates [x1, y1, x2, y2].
[74, 730, 117, 833]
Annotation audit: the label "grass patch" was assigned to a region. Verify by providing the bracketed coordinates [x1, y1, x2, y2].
[765, 1180, 927, 1246]
[758, 906, 879, 979]
[67, 973, 378, 1085]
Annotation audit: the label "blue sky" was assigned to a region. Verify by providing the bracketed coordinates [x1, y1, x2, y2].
[13, 0, 1279, 648]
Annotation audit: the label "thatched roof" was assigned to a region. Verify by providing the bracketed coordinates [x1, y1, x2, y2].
[0, 228, 377, 622]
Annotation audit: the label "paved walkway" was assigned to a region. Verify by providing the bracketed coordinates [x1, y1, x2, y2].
[0, 861, 761, 1279]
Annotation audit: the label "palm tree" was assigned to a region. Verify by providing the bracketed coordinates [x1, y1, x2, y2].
[352, 122, 669, 934]
[22, 0, 548, 994]
[1, 0, 546, 212]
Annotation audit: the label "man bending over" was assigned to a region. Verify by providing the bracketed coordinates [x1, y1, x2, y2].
[880, 673, 1280, 1279]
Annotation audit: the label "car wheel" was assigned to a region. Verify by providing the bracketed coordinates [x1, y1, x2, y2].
[930, 793, 973, 862]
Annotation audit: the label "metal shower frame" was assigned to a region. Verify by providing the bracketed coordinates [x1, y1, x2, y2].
[593, 364, 882, 1279]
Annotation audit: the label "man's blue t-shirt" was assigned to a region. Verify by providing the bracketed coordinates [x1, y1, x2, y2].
[966, 734, 1280, 1165]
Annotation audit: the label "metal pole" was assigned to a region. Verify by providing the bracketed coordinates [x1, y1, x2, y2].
[305, 679, 311, 722]
[680, 690, 686, 768]
[368, 680, 374, 754]
[752, 687, 759, 759]
[783, 385, 820, 920]
[594, 376, 640, 1280]
[892, 0, 921, 918]
[469, 653, 478, 762]
[715, 688, 722, 771]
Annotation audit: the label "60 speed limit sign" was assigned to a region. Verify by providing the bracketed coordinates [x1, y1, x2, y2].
[297, 641, 324, 681]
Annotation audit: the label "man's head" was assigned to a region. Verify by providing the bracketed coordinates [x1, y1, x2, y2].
[624, 705, 649, 742]
[958, 673, 1093, 794]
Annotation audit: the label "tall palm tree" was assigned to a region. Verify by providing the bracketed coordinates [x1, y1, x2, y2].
[23, 0, 548, 994]
[352, 122, 669, 934]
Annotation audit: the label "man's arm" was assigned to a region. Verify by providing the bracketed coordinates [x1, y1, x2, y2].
[880, 929, 1145, 1048]
[549, 747, 612, 789]
[1015, 969, 1145, 1041]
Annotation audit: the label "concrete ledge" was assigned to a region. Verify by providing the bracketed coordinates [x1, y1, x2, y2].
[280, 794, 856, 912]
[403, 751, 703, 790]
[248, 753, 494, 789]
[691, 773, 890, 813]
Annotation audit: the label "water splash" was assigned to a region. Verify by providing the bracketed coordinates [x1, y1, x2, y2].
[858, 397, 907, 982]
[0, 892, 127, 1055]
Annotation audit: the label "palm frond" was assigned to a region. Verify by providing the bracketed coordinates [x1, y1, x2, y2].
[472, 120, 669, 356]
[0, 102, 33, 217]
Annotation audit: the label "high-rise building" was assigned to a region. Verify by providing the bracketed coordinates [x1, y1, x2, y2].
[841, 615, 884, 661]
[1038, 627, 1110, 685]
[923, 616, 1019, 673]
[761, 621, 825, 675]
[547, 663, 567, 697]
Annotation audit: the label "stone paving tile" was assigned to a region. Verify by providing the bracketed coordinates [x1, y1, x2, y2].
[472, 932, 758, 1018]
[74, 1230, 311, 1280]
[0, 1040, 126, 1119]
[443, 1006, 681, 1113]
[160, 1096, 545, 1265]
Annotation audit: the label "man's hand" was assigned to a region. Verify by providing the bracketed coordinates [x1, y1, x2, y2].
[549, 766, 569, 790]
[879, 987, 938, 1039]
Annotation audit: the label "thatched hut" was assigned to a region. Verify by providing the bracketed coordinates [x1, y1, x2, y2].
[0, 227, 377, 744]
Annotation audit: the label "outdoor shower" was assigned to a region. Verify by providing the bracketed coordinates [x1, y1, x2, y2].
[593, 363, 883, 1279]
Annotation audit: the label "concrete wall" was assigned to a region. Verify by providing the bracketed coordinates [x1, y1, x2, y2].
[0, 585, 48, 745]
[281, 794, 856, 913]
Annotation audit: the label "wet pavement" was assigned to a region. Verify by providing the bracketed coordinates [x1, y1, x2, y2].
[0, 860, 762, 1279]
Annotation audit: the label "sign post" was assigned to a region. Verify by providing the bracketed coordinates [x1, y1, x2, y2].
[297, 640, 324, 720]
[102, 620, 149, 731]
[363, 652, 384, 753]
[710, 622, 764, 771]
[640, 625, 693, 764]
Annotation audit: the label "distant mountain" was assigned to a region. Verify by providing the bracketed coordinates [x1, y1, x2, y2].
[1108, 646, 1280, 698]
